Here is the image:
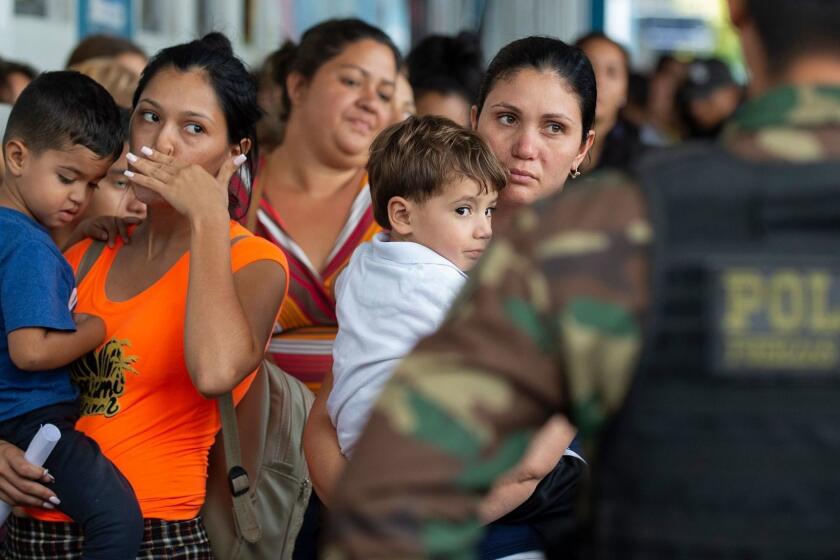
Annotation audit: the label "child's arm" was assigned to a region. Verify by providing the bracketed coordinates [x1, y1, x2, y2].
[60, 216, 140, 251]
[478, 415, 575, 523]
[7, 314, 105, 371]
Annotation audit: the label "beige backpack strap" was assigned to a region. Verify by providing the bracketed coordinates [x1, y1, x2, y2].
[74, 240, 107, 285]
[216, 231, 262, 543]
[218, 392, 262, 543]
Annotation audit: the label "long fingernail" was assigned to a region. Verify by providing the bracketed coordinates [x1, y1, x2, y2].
[124, 170, 135, 178]
[126, 152, 139, 163]
[233, 154, 247, 166]
[42, 501, 55, 509]
[49, 496, 61, 505]
[141, 146, 154, 156]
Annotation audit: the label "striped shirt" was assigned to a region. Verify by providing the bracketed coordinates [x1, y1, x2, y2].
[253, 176, 380, 393]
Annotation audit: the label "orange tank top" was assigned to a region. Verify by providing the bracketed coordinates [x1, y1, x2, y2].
[32, 222, 288, 522]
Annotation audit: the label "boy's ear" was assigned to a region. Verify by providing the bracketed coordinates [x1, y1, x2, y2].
[4, 139, 29, 177]
[387, 196, 413, 236]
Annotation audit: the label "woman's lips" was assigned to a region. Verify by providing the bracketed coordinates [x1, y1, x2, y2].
[508, 168, 538, 184]
[347, 117, 374, 134]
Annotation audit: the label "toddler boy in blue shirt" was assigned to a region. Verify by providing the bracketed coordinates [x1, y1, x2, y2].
[0, 71, 142, 559]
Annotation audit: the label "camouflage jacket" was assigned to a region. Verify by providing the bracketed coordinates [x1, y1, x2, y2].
[326, 85, 840, 559]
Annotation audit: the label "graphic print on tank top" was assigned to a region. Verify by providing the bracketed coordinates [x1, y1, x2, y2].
[71, 338, 138, 418]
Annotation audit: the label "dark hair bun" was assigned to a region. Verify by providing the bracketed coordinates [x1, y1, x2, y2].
[454, 31, 482, 61]
[406, 32, 485, 102]
[270, 40, 297, 85]
[200, 32, 234, 56]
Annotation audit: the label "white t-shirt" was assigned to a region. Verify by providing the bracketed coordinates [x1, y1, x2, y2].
[329, 232, 467, 457]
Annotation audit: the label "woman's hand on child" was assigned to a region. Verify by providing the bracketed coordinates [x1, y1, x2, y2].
[0, 440, 59, 509]
[124, 146, 246, 223]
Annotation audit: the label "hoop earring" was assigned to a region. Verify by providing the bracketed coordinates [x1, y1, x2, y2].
[570, 168, 581, 179]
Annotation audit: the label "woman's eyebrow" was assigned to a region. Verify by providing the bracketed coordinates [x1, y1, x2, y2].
[542, 112, 574, 123]
[490, 102, 521, 114]
[138, 98, 213, 122]
[338, 63, 396, 88]
[183, 111, 213, 122]
[137, 97, 161, 108]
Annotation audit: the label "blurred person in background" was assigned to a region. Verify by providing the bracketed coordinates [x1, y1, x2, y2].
[643, 53, 687, 145]
[255, 42, 296, 152]
[328, 0, 840, 558]
[0, 103, 9, 184]
[576, 32, 645, 174]
[390, 66, 415, 123]
[679, 58, 744, 139]
[622, 72, 649, 130]
[0, 60, 36, 184]
[69, 57, 139, 109]
[246, 18, 400, 395]
[244, 19, 400, 559]
[0, 59, 37, 105]
[65, 34, 147, 78]
[406, 31, 483, 127]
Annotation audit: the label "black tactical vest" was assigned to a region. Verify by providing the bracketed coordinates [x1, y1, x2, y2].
[593, 144, 840, 559]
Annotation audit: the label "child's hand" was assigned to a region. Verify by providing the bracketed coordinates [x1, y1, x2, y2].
[77, 215, 141, 248]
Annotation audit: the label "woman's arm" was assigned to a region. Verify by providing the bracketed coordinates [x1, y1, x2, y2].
[478, 415, 575, 523]
[184, 219, 286, 397]
[126, 149, 286, 397]
[303, 370, 347, 507]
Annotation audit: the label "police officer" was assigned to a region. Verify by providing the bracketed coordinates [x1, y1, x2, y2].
[326, 0, 840, 558]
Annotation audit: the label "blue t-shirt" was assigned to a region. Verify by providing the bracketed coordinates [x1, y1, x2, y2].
[0, 207, 78, 421]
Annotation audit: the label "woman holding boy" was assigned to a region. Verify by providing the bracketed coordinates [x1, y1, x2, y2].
[306, 35, 598, 560]
[0, 33, 287, 558]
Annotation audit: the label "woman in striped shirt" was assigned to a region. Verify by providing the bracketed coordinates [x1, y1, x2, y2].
[247, 19, 400, 395]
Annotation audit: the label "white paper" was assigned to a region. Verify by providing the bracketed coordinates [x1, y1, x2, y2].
[0, 424, 61, 525]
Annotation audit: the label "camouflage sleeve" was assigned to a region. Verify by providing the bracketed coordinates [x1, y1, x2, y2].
[326, 177, 652, 560]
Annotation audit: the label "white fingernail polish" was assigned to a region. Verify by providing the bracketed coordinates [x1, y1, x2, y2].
[49, 496, 61, 505]
[126, 152, 138, 163]
[141, 146, 154, 156]
[124, 170, 135, 178]
[42, 501, 55, 509]
[233, 154, 247, 166]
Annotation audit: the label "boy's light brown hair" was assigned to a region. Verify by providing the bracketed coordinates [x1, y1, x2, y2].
[367, 115, 507, 229]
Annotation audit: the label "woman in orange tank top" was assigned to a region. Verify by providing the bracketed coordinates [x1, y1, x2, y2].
[0, 33, 288, 558]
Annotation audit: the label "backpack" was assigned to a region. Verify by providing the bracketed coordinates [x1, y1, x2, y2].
[202, 359, 315, 560]
[74, 239, 315, 560]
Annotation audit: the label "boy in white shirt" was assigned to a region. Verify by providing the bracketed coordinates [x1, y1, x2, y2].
[328, 115, 506, 457]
